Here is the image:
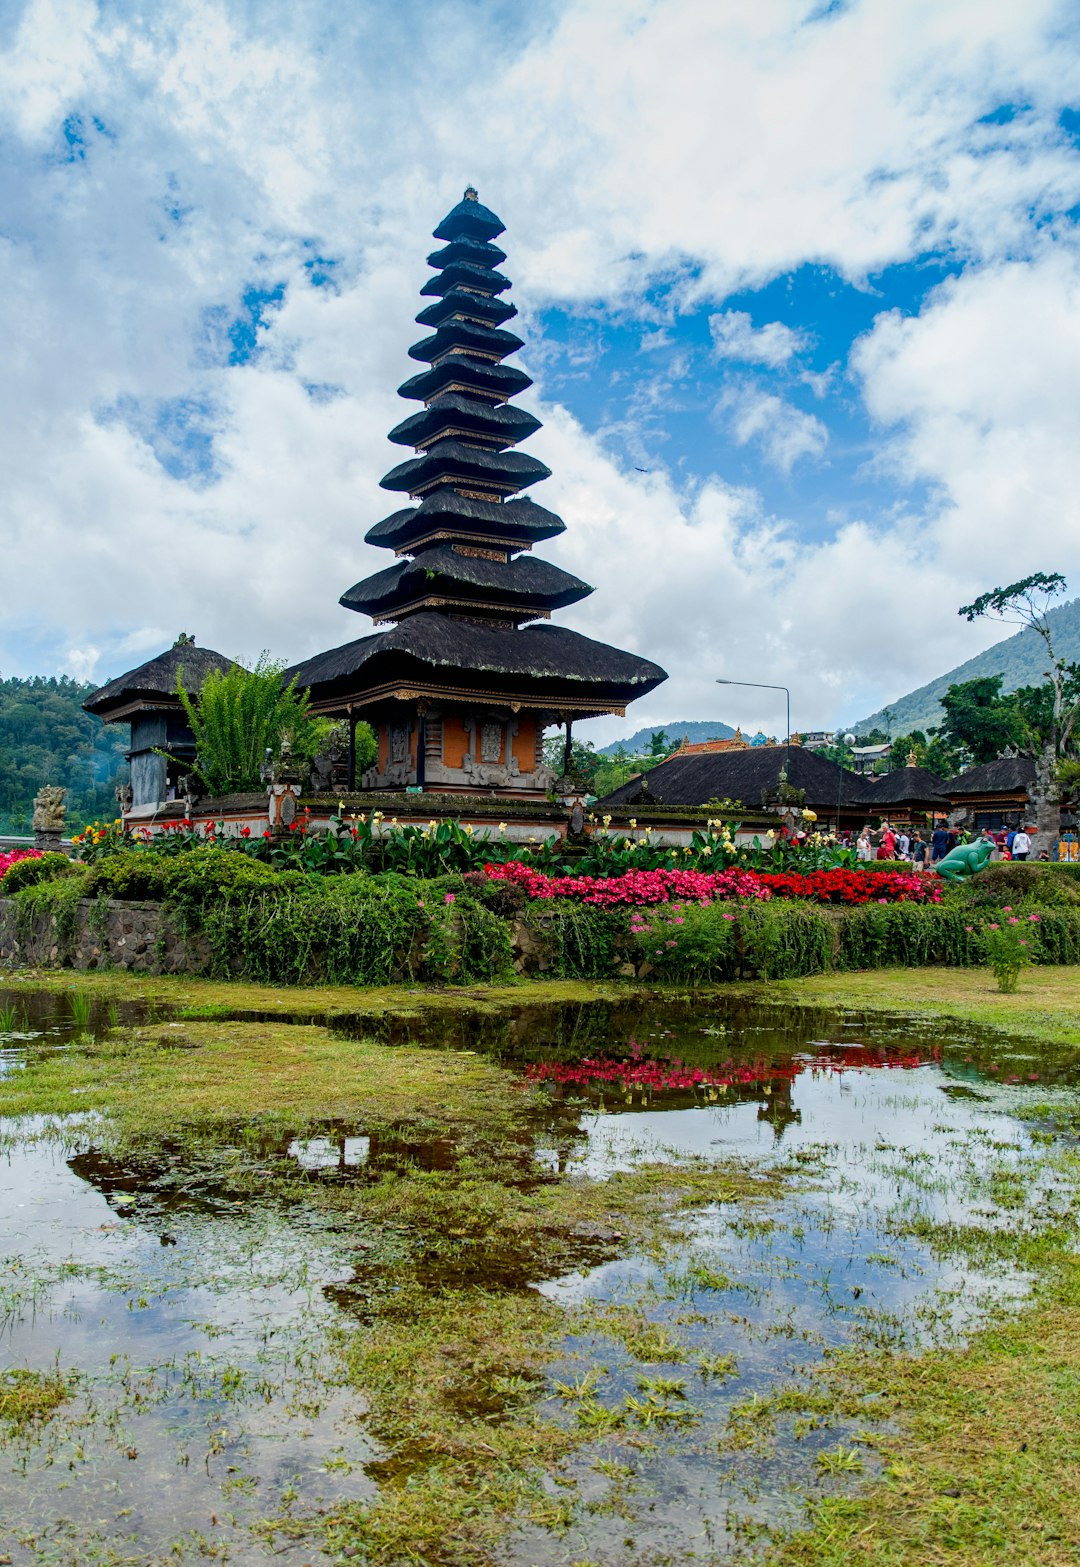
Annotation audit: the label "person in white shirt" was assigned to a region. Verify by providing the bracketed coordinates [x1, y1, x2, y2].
[857, 829, 874, 862]
[897, 831, 911, 859]
[1011, 828, 1032, 861]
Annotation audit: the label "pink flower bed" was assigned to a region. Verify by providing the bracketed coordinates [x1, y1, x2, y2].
[485, 862, 770, 907]
[484, 860, 940, 907]
[0, 848, 42, 882]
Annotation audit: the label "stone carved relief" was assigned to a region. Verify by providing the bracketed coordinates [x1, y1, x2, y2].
[480, 722, 502, 763]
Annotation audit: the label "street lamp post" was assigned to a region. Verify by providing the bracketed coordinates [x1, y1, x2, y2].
[835, 731, 856, 837]
[715, 679, 792, 771]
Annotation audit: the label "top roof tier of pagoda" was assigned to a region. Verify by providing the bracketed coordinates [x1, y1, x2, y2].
[359, 187, 563, 576]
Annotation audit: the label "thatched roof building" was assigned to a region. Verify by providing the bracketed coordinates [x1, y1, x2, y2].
[83, 635, 241, 810]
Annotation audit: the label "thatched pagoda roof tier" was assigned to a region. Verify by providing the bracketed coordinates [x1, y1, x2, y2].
[398, 355, 531, 403]
[339, 546, 591, 622]
[288, 614, 665, 713]
[84, 640, 238, 720]
[426, 236, 507, 270]
[419, 260, 512, 298]
[387, 394, 541, 451]
[379, 440, 551, 499]
[365, 493, 567, 553]
[415, 290, 517, 330]
[432, 190, 505, 242]
[854, 765, 951, 809]
[407, 320, 525, 365]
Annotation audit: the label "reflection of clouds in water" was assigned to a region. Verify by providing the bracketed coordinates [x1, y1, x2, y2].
[534, 1058, 1037, 1563]
[0, 1136, 373, 1563]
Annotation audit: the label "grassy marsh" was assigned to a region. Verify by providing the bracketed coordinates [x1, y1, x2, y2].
[2, 964, 1080, 1564]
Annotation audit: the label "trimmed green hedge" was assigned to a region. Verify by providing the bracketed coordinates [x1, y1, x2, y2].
[5, 852, 1080, 985]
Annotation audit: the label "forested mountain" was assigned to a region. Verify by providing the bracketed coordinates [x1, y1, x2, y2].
[0, 676, 128, 835]
[598, 719, 735, 756]
[854, 597, 1080, 736]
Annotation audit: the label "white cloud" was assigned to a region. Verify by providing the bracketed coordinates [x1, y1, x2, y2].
[0, 0, 1078, 738]
[709, 310, 808, 366]
[721, 384, 829, 472]
[851, 249, 1080, 573]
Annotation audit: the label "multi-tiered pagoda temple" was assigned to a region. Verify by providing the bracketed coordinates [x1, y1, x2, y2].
[289, 189, 666, 795]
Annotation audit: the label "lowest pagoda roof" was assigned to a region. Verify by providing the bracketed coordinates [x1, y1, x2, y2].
[288, 614, 665, 715]
[83, 640, 239, 721]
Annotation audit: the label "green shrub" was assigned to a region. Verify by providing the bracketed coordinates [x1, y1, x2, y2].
[628, 901, 741, 982]
[740, 902, 833, 979]
[161, 848, 307, 906]
[421, 891, 515, 984]
[0, 852, 77, 895]
[527, 902, 623, 979]
[83, 852, 168, 902]
[193, 873, 425, 985]
[970, 862, 1080, 908]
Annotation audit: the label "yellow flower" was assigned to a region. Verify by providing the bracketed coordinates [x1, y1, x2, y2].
[338, 800, 345, 813]
[428, 820, 438, 830]
[629, 818, 637, 829]
[602, 814, 612, 827]
[464, 824, 474, 834]
[498, 823, 507, 833]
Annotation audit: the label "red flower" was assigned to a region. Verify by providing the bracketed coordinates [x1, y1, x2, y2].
[240, 826, 251, 838]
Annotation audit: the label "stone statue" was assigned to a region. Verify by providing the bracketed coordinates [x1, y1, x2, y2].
[32, 784, 66, 851]
[33, 785, 66, 833]
[115, 780, 133, 813]
[935, 838, 994, 883]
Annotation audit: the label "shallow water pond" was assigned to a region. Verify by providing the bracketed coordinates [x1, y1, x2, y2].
[0, 985, 1077, 1565]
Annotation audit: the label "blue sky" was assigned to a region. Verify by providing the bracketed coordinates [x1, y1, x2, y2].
[2, 0, 1080, 743]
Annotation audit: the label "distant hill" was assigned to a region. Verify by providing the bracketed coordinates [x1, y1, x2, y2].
[0, 675, 129, 835]
[598, 719, 735, 757]
[854, 597, 1080, 736]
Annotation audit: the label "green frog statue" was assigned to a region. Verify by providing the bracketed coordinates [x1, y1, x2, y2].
[935, 837, 994, 884]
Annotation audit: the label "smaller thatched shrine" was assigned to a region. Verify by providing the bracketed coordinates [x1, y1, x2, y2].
[83, 635, 238, 808]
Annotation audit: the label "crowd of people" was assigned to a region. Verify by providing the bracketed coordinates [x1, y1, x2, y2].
[835, 822, 1044, 867]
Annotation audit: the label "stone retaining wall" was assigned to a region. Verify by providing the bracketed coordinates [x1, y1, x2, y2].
[0, 897, 211, 975]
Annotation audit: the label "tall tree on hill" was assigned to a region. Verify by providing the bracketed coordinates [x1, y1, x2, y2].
[959, 573, 1080, 853]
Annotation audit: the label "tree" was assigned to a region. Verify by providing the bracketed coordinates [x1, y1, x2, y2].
[959, 573, 1080, 850]
[939, 676, 1024, 765]
[885, 729, 963, 777]
[0, 674, 129, 833]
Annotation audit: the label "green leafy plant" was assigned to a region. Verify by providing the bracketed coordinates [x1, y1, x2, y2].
[175, 655, 329, 795]
[972, 908, 1042, 992]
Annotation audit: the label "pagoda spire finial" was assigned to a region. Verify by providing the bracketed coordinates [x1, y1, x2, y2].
[464, 185, 479, 201]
